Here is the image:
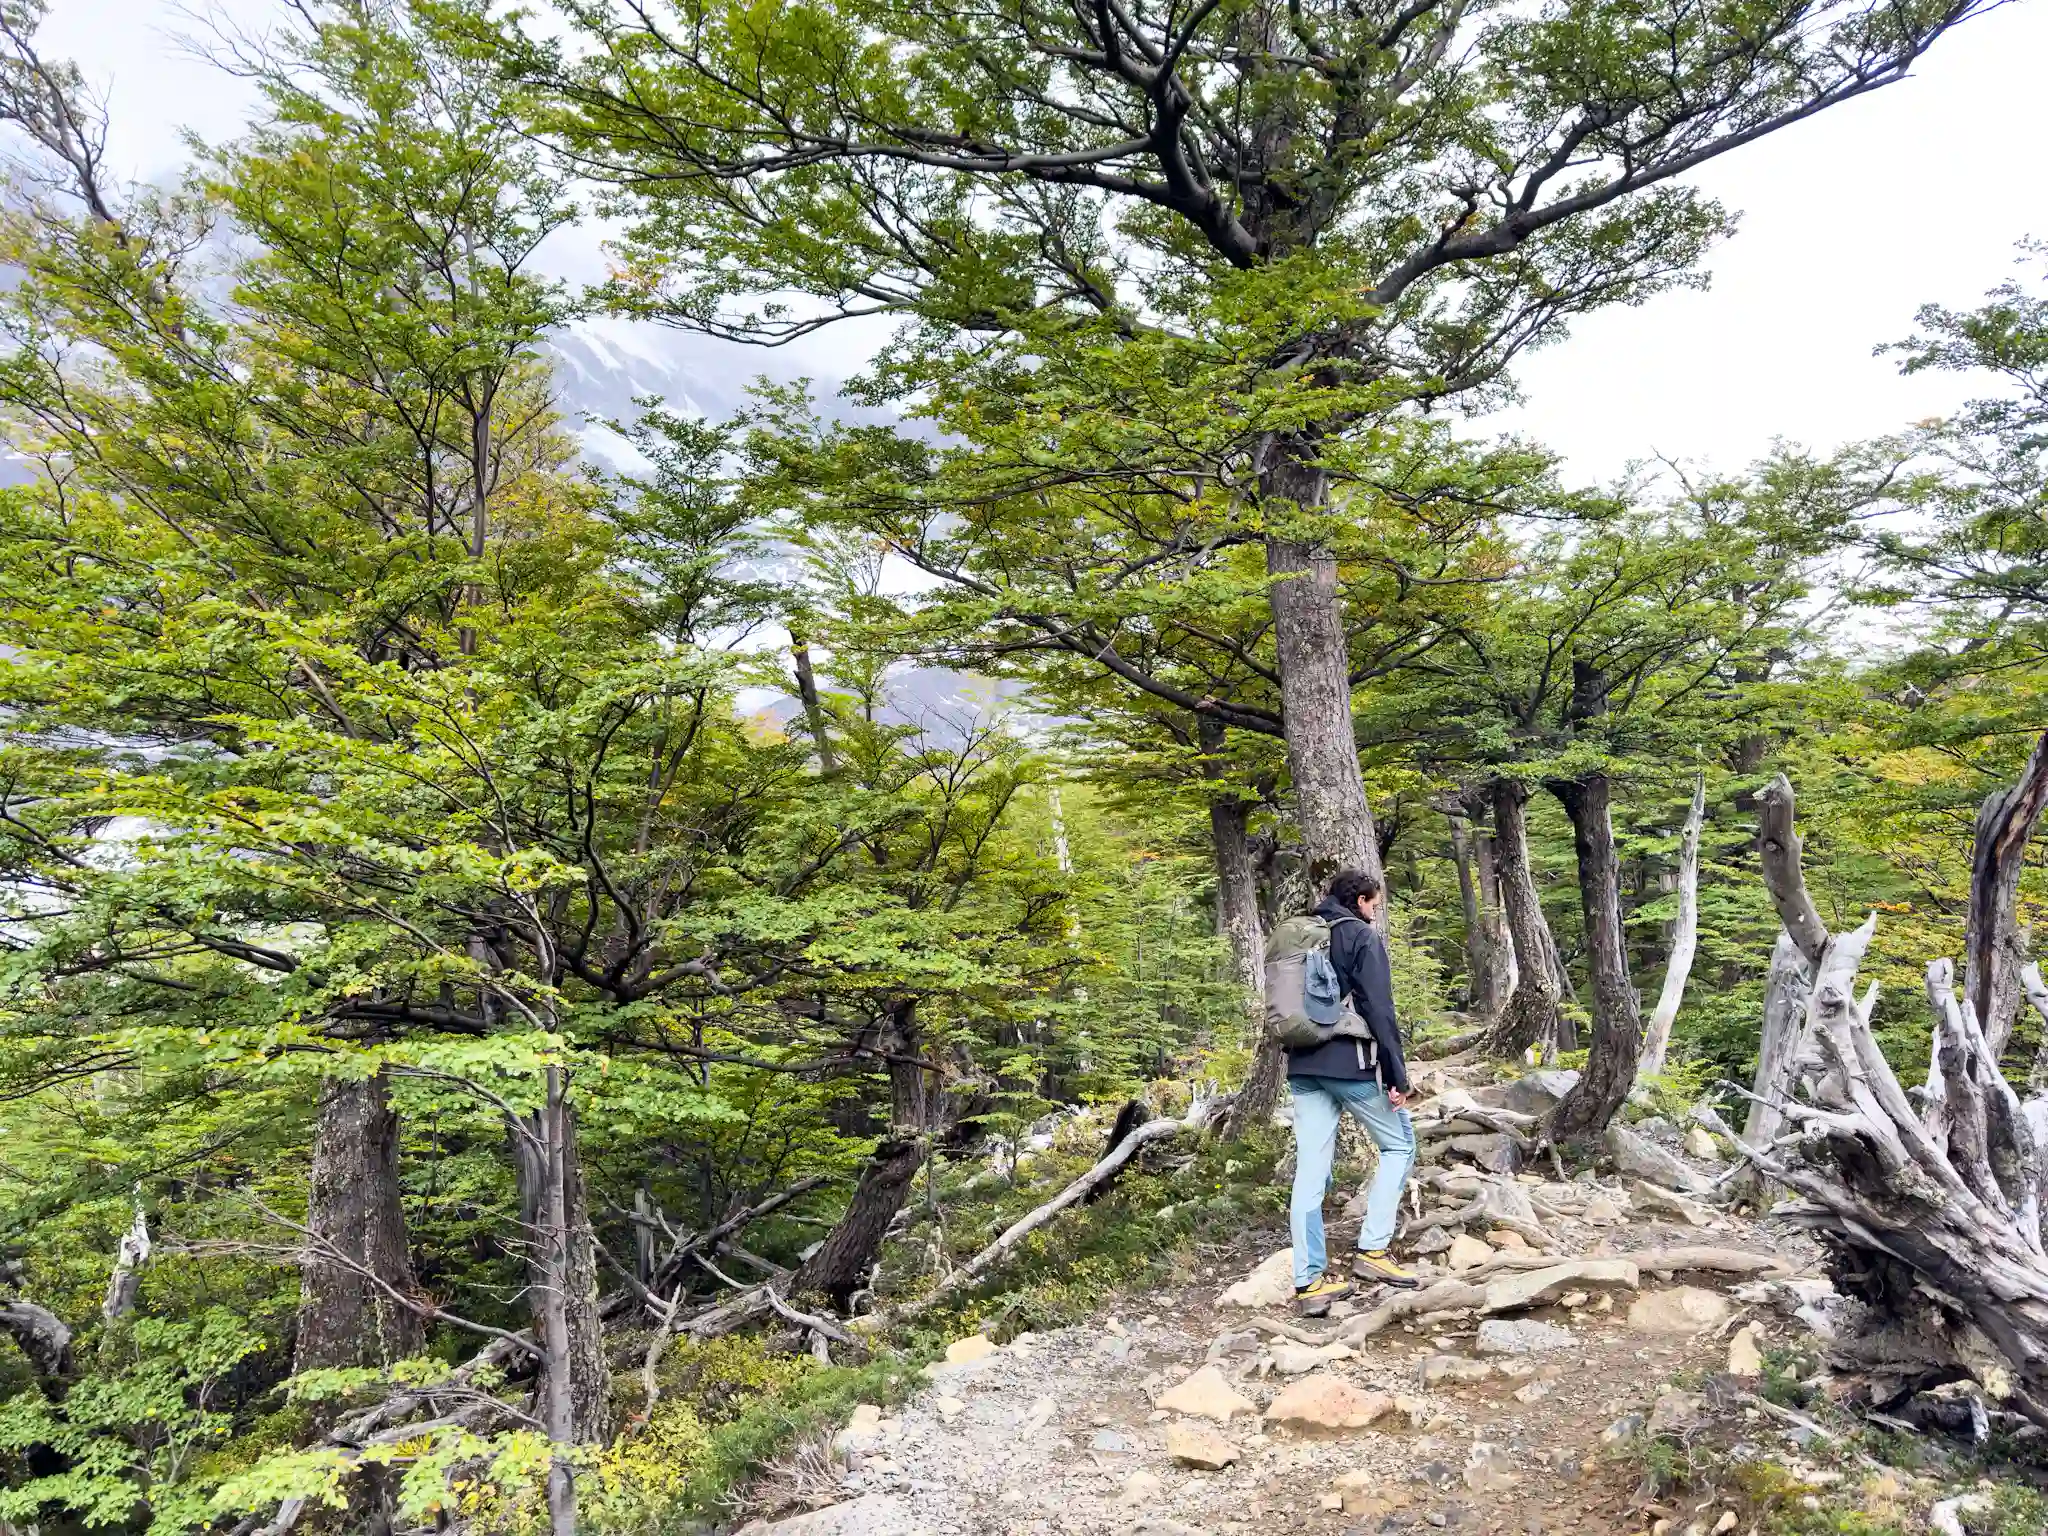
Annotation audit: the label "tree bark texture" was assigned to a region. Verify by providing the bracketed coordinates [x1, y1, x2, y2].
[1964, 729, 2048, 1060]
[1205, 724, 1281, 1138]
[510, 1076, 612, 1449]
[1636, 777, 1708, 1084]
[1744, 774, 1871, 1150]
[1473, 816, 1518, 1004]
[790, 1137, 925, 1312]
[1448, 813, 1502, 1016]
[1743, 932, 1813, 1150]
[883, 998, 927, 1135]
[296, 1073, 424, 1375]
[534, 1083, 582, 1536]
[1545, 773, 1643, 1144]
[1756, 774, 1828, 967]
[1258, 835, 1314, 927]
[1208, 787, 1266, 1007]
[794, 998, 937, 1310]
[1479, 781, 1562, 1059]
[1262, 437, 1381, 892]
[790, 633, 841, 776]
[0, 1299, 74, 1393]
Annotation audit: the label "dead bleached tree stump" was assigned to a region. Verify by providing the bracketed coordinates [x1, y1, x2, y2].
[1740, 957, 2048, 1421]
[1734, 746, 2048, 1424]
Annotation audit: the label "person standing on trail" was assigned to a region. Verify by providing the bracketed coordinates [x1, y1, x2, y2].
[1279, 868, 1418, 1310]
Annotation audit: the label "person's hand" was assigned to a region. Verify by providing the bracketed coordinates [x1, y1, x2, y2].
[1387, 1088, 1409, 1109]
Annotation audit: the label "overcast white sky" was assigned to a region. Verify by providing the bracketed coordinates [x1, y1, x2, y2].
[43, 0, 2048, 483]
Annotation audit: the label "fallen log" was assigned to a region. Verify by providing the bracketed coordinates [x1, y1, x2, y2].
[1411, 1026, 1488, 1061]
[1629, 1246, 1793, 1279]
[1336, 1279, 1489, 1342]
[867, 1090, 1231, 1327]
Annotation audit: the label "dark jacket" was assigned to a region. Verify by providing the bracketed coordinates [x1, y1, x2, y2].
[1285, 898, 1409, 1092]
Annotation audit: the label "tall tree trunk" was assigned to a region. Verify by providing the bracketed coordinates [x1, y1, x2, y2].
[1474, 811, 1518, 1002]
[1205, 722, 1279, 1138]
[1258, 834, 1314, 928]
[1479, 781, 1562, 1057]
[1262, 436, 1381, 892]
[794, 999, 932, 1311]
[1448, 812, 1509, 1016]
[1546, 771, 1643, 1143]
[790, 631, 840, 775]
[1636, 776, 1707, 1084]
[511, 1072, 612, 1454]
[296, 1073, 423, 1375]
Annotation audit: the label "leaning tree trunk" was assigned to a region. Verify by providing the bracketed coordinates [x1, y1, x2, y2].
[1546, 772, 1643, 1144]
[1636, 777, 1708, 1085]
[296, 1073, 424, 1375]
[1964, 729, 2048, 1060]
[510, 1071, 612, 1454]
[1479, 780, 1563, 1059]
[1262, 436, 1382, 892]
[793, 999, 933, 1311]
[790, 1137, 925, 1312]
[790, 631, 841, 776]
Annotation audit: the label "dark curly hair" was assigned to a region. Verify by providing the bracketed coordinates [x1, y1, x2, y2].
[1324, 867, 1382, 912]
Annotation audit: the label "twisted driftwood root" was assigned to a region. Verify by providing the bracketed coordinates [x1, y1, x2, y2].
[1734, 957, 2048, 1425]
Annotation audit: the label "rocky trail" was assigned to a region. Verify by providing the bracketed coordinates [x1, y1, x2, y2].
[734, 1065, 1916, 1536]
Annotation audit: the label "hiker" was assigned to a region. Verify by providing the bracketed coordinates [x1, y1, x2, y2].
[1273, 868, 1417, 1309]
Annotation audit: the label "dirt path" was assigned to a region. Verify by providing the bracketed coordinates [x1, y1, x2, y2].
[751, 1201, 1795, 1536]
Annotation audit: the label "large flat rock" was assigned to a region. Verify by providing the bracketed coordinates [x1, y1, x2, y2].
[1481, 1258, 1639, 1314]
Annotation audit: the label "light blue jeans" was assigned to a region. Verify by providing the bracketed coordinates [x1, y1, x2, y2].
[1289, 1075, 1416, 1288]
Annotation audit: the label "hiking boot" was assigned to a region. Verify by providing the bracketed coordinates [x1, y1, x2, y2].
[1352, 1249, 1420, 1289]
[1292, 1274, 1355, 1315]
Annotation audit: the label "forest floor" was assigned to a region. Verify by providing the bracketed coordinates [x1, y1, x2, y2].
[731, 1066, 2044, 1536]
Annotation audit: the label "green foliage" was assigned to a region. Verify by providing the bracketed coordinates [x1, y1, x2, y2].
[1, 0, 2047, 1530]
[0, 1311, 268, 1531]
